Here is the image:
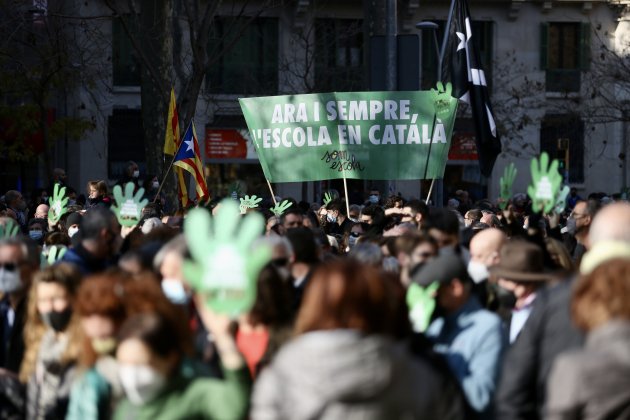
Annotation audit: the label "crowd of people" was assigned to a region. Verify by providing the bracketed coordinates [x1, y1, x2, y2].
[0, 167, 629, 420]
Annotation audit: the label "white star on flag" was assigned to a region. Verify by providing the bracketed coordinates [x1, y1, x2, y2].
[184, 139, 194, 152]
[456, 32, 467, 51]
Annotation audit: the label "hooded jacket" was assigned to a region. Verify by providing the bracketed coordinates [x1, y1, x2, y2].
[251, 329, 463, 420]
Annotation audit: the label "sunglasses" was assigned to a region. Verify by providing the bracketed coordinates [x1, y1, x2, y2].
[0, 262, 17, 272]
[271, 258, 289, 267]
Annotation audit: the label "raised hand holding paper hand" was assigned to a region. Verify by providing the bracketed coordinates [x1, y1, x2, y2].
[111, 182, 148, 227]
[554, 185, 570, 215]
[270, 200, 292, 217]
[323, 191, 333, 206]
[41, 245, 68, 268]
[48, 184, 69, 225]
[499, 163, 517, 210]
[184, 199, 271, 316]
[0, 221, 19, 239]
[239, 195, 263, 215]
[527, 152, 562, 214]
[406, 282, 439, 333]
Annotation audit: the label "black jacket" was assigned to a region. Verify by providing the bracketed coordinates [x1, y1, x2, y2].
[495, 279, 584, 420]
[0, 296, 27, 374]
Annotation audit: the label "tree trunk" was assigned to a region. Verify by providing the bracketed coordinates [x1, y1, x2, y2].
[139, 0, 176, 207]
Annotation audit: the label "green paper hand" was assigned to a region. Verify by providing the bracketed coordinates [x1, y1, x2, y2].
[48, 184, 69, 224]
[0, 221, 19, 239]
[184, 200, 271, 316]
[554, 185, 570, 215]
[41, 245, 68, 268]
[239, 195, 263, 215]
[527, 152, 562, 214]
[323, 192, 333, 206]
[111, 182, 148, 227]
[270, 200, 292, 217]
[499, 163, 517, 210]
[406, 282, 439, 333]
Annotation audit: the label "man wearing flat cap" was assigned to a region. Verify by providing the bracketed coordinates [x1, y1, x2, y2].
[414, 253, 506, 420]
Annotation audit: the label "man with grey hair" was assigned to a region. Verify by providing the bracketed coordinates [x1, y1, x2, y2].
[0, 236, 39, 373]
[496, 202, 628, 419]
[3, 190, 27, 230]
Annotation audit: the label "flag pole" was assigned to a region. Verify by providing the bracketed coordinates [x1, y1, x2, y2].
[266, 178, 278, 206]
[438, 0, 458, 77]
[426, 179, 436, 203]
[154, 122, 190, 203]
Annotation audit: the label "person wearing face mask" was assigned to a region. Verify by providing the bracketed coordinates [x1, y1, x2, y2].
[395, 233, 438, 287]
[116, 161, 141, 192]
[415, 253, 506, 419]
[142, 175, 165, 207]
[68, 271, 187, 420]
[467, 228, 507, 309]
[27, 218, 47, 245]
[20, 264, 82, 419]
[363, 189, 381, 206]
[60, 208, 121, 275]
[114, 307, 251, 420]
[65, 211, 82, 241]
[488, 241, 554, 343]
[324, 200, 352, 237]
[0, 237, 39, 374]
[235, 265, 294, 378]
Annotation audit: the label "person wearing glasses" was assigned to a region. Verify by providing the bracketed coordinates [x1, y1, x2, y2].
[564, 200, 601, 264]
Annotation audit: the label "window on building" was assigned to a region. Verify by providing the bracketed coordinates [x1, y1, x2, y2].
[108, 109, 145, 178]
[540, 22, 590, 92]
[314, 19, 364, 92]
[112, 16, 141, 87]
[540, 114, 584, 183]
[207, 17, 278, 95]
[421, 21, 494, 91]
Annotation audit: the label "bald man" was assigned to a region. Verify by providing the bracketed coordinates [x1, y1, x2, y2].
[496, 204, 630, 419]
[468, 228, 507, 283]
[34, 204, 49, 219]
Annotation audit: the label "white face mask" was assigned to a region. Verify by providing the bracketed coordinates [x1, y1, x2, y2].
[0, 266, 21, 293]
[68, 226, 79, 238]
[161, 278, 189, 305]
[467, 260, 489, 284]
[119, 364, 167, 405]
[132, 170, 140, 179]
[152, 181, 160, 190]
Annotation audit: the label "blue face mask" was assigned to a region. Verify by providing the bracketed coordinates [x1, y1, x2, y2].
[29, 230, 43, 241]
[161, 278, 189, 305]
[369, 195, 379, 204]
[326, 213, 337, 223]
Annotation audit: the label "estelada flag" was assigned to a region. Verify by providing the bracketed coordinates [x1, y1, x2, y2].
[164, 88, 190, 206]
[174, 120, 209, 201]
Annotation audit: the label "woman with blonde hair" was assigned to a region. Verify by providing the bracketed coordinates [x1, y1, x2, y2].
[20, 263, 82, 419]
[546, 258, 630, 419]
[86, 180, 111, 209]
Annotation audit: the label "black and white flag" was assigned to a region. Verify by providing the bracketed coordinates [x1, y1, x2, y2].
[442, 0, 501, 177]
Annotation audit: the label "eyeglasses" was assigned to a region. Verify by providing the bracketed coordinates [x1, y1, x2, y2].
[350, 232, 362, 237]
[0, 262, 17, 272]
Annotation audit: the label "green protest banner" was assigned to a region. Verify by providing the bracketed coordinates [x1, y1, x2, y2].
[239, 87, 458, 182]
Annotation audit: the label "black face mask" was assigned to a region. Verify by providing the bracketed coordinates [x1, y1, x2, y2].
[41, 307, 73, 332]
[495, 284, 517, 309]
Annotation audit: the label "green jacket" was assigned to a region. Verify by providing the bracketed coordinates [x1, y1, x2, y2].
[114, 362, 251, 420]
